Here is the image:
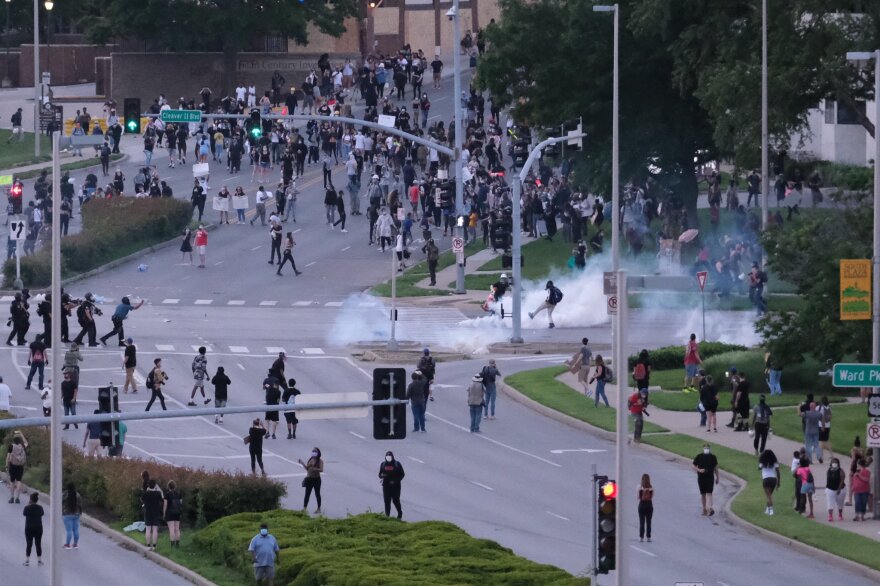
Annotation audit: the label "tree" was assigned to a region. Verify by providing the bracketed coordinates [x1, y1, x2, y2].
[758, 209, 871, 364]
[84, 0, 358, 93]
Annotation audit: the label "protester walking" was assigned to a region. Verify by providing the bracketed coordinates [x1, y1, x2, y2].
[637, 474, 654, 542]
[282, 378, 300, 439]
[568, 337, 593, 395]
[852, 458, 871, 521]
[628, 388, 648, 443]
[248, 523, 280, 586]
[795, 456, 815, 518]
[247, 418, 269, 476]
[6, 433, 27, 502]
[379, 450, 405, 519]
[692, 443, 719, 516]
[818, 396, 833, 459]
[800, 402, 823, 464]
[211, 366, 231, 424]
[480, 359, 500, 419]
[188, 346, 211, 406]
[758, 449, 780, 515]
[750, 395, 773, 455]
[299, 447, 324, 514]
[195, 224, 208, 268]
[144, 358, 168, 411]
[276, 232, 302, 276]
[22, 492, 44, 566]
[683, 333, 702, 391]
[700, 375, 719, 432]
[467, 373, 484, 433]
[123, 338, 138, 393]
[589, 355, 611, 407]
[62, 483, 82, 549]
[61, 371, 78, 430]
[406, 371, 428, 433]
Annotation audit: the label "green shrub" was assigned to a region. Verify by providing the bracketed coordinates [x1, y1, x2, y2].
[629, 341, 748, 371]
[3, 197, 191, 287]
[701, 350, 834, 394]
[192, 511, 587, 585]
[5, 425, 285, 526]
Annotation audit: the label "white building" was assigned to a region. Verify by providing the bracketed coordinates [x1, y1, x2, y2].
[793, 99, 877, 166]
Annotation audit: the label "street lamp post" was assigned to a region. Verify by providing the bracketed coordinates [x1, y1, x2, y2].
[2, 0, 11, 88]
[846, 49, 880, 520]
[451, 0, 466, 294]
[44, 0, 52, 47]
[32, 0, 39, 157]
[761, 0, 769, 229]
[594, 4, 620, 271]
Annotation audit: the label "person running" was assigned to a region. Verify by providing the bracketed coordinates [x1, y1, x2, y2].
[22, 492, 44, 566]
[528, 280, 563, 328]
[825, 456, 845, 522]
[299, 447, 324, 514]
[758, 449, 780, 515]
[247, 418, 269, 476]
[142, 479, 164, 551]
[692, 443, 720, 516]
[122, 338, 138, 393]
[276, 232, 302, 276]
[188, 346, 211, 406]
[379, 450, 405, 519]
[637, 473, 654, 542]
[589, 355, 611, 407]
[144, 358, 169, 412]
[282, 378, 301, 439]
[62, 483, 82, 549]
[6, 433, 27, 502]
[163, 480, 183, 548]
[683, 333, 702, 391]
[795, 456, 815, 518]
[211, 366, 231, 424]
[751, 395, 773, 455]
[99, 296, 144, 347]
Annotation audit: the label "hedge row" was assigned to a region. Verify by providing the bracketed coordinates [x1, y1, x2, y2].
[9, 424, 285, 527]
[3, 197, 192, 288]
[193, 511, 587, 586]
[701, 350, 834, 395]
[628, 341, 747, 370]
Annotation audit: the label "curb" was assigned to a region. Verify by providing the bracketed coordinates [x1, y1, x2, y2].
[0, 472, 214, 585]
[500, 377, 880, 582]
[1, 153, 130, 180]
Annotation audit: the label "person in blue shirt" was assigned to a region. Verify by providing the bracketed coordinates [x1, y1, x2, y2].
[99, 296, 144, 347]
[248, 522, 280, 586]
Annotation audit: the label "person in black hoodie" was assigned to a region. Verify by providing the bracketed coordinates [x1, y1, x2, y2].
[211, 366, 231, 424]
[378, 451, 406, 519]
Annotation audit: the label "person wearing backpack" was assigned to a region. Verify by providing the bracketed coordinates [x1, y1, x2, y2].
[589, 355, 611, 407]
[417, 348, 436, 402]
[528, 280, 563, 328]
[683, 334, 702, 392]
[24, 335, 47, 390]
[6, 434, 27, 503]
[750, 395, 773, 455]
[164, 480, 183, 548]
[144, 358, 169, 411]
[795, 456, 815, 518]
[632, 350, 651, 391]
[188, 346, 211, 406]
[480, 359, 501, 419]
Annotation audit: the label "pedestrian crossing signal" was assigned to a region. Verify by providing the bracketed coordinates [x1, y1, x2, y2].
[123, 98, 141, 134]
[372, 368, 407, 440]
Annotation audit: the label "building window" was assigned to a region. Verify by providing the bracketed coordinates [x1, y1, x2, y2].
[836, 100, 865, 125]
[824, 100, 835, 125]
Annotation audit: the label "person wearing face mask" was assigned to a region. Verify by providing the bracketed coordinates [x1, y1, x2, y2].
[825, 457, 845, 522]
[692, 444, 720, 516]
[378, 451, 406, 519]
[298, 447, 324, 514]
[248, 522, 280, 586]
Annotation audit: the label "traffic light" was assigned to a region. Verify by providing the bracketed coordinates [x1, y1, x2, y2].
[543, 126, 561, 158]
[9, 180, 22, 214]
[123, 98, 141, 134]
[597, 476, 617, 574]
[249, 109, 262, 138]
[372, 368, 407, 440]
[97, 386, 119, 448]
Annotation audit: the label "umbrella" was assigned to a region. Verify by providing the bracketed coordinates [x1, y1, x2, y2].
[678, 228, 699, 243]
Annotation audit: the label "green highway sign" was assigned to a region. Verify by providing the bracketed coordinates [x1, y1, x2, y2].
[833, 363, 880, 387]
[160, 109, 202, 124]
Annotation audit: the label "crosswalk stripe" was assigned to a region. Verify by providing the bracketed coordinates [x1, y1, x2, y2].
[292, 301, 312, 306]
[259, 300, 278, 306]
[227, 300, 246, 305]
[192, 345, 214, 352]
[324, 301, 344, 307]
[155, 344, 176, 352]
[301, 348, 325, 355]
[194, 299, 213, 305]
[162, 299, 180, 304]
[266, 346, 286, 354]
[229, 346, 250, 353]
[0, 295, 13, 302]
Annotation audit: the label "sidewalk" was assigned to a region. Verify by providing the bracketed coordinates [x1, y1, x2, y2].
[555, 370, 880, 543]
[414, 246, 500, 290]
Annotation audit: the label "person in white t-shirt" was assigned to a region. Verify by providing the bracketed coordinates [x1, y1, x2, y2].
[758, 449, 781, 515]
[247, 85, 257, 108]
[0, 376, 11, 412]
[235, 84, 246, 105]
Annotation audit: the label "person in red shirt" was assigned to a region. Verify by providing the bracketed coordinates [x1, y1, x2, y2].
[194, 225, 208, 268]
[684, 333, 702, 391]
[628, 389, 648, 443]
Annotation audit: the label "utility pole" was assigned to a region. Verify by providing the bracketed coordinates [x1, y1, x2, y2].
[452, 0, 465, 294]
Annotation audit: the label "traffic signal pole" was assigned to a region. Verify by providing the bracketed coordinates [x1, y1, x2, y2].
[613, 270, 628, 586]
[49, 130, 62, 586]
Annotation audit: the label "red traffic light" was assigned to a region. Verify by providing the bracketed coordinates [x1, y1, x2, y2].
[601, 481, 617, 499]
[11, 184, 22, 197]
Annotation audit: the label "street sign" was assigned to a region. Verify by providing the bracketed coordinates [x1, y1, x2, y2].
[696, 270, 708, 292]
[867, 422, 880, 448]
[0, 175, 12, 186]
[8, 218, 26, 241]
[603, 272, 616, 295]
[455, 250, 465, 265]
[606, 295, 617, 315]
[868, 394, 880, 418]
[452, 237, 464, 253]
[840, 259, 871, 320]
[160, 109, 202, 124]
[832, 363, 880, 387]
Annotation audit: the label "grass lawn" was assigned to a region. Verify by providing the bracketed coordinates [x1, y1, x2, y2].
[644, 433, 880, 572]
[0, 130, 52, 169]
[371, 240, 483, 297]
[765, 402, 868, 449]
[163, 511, 588, 585]
[505, 365, 667, 434]
[647, 389, 846, 412]
[477, 236, 574, 280]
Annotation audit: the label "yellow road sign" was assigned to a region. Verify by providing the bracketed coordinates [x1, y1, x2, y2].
[840, 259, 871, 320]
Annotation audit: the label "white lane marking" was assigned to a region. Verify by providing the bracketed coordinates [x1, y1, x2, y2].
[125, 443, 173, 465]
[194, 299, 213, 305]
[324, 301, 343, 307]
[549, 448, 607, 454]
[301, 348, 324, 355]
[717, 582, 731, 586]
[192, 345, 213, 352]
[345, 357, 374, 380]
[237, 363, 246, 370]
[229, 346, 250, 353]
[341, 246, 351, 251]
[292, 301, 311, 306]
[426, 412, 562, 468]
[227, 300, 246, 305]
[293, 228, 302, 233]
[155, 344, 176, 352]
[251, 245, 262, 251]
[214, 261, 223, 266]
[162, 299, 180, 304]
[126, 435, 229, 441]
[149, 453, 250, 460]
[305, 261, 316, 267]
[0, 295, 14, 302]
[470, 481, 494, 491]
[546, 511, 570, 522]
[78, 367, 122, 372]
[630, 545, 657, 558]
[349, 431, 366, 440]
[406, 456, 425, 464]
[266, 346, 286, 354]
[269, 473, 307, 479]
[259, 300, 278, 306]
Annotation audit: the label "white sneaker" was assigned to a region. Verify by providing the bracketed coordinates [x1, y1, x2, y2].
[764, 506, 769, 515]
[768, 507, 774, 516]
[341, 229, 348, 233]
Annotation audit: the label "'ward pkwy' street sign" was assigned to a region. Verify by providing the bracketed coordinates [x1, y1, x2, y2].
[832, 363, 880, 387]
[160, 109, 202, 124]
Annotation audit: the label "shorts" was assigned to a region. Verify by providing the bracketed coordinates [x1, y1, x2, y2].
[284, 411, 298, 424]
[265, 409, 279, 422]
[577, 366, 590, 383]
[193, 379, 205, 388]
[819, 429, 830, 442]
[685, 364, 699, 378]
[8, 464, 23, 482]
[762, 477, 777, 491]
[197, 245, 206, 255]
[215, 398, 227, 409]
[697, 475, 715, 495]
[260, 161, 270, 168]
[800, 482, 814, 495]
[254, 566, 275, 580]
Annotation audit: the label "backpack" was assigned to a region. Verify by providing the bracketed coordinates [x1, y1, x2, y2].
[76, 303, 88, 324]
[633, 362, 647, 381]
[603, 366, 613, 382]
[549, 287, 563, 304]
[9, 443, 26, 466]
[754, 403, 770, 424]
[146, 370, 155, 390]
